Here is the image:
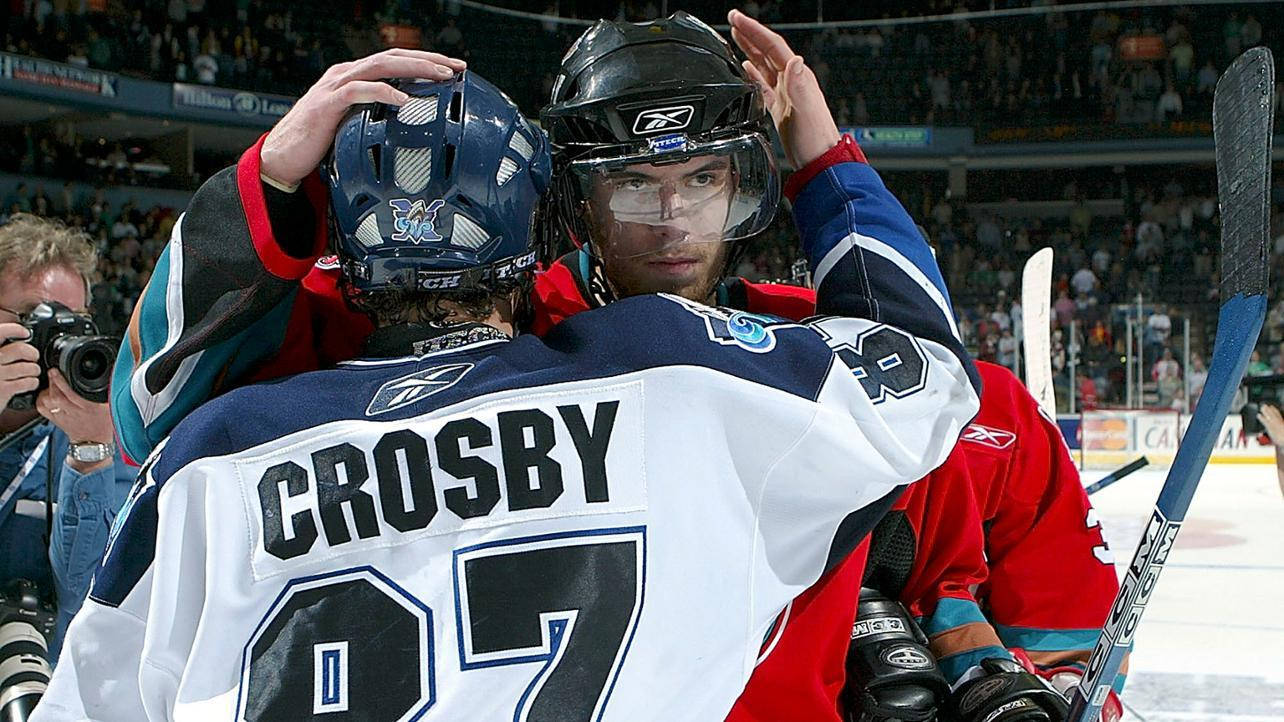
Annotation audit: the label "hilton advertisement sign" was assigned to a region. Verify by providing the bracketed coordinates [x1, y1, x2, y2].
[172, 83, 295, 124]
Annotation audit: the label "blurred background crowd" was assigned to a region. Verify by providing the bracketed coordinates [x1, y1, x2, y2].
[3, 0, 1283, 412]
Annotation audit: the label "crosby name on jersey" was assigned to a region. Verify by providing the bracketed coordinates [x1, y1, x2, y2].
[254, 395, 627, 562]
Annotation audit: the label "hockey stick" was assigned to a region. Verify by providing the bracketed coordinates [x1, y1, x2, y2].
[1069, 46, 1274, 722]
[1084, 457, 1149, 496]
[1022, 247, 1055, 418]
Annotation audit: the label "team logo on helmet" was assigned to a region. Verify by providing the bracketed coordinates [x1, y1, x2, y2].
[389, 198, 445, 244]
[632, 105, 695, 135]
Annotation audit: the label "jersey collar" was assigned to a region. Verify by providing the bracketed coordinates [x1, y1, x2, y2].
[362, 322, 511, 360]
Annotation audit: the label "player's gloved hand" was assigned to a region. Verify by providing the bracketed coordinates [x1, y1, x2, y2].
[260, 49, 467, 188]
[726, 9, 841, 169]
[842, 589, 950, 722]
[1009, 649, 1123, 722]
[950, 658, 1070, 722]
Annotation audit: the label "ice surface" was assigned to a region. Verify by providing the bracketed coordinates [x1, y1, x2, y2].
[1086, 464, 1284, 720]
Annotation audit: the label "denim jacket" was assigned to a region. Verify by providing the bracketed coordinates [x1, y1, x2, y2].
[0, 420, 134, 661]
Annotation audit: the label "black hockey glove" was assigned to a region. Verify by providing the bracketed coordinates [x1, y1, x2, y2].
[841, 588, 950, 722]
[950, 658, 1070, 722]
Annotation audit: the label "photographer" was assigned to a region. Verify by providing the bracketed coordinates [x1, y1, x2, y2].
[1256, 404, 1284, 498]
[0, 213, 133, 663]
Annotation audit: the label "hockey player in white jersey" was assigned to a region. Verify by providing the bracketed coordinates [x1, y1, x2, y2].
[34, 70, 977, 721]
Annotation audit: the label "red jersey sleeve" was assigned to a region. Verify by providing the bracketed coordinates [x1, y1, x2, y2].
[890, 449, 1012, 683]
[969, 362, 1126, 688]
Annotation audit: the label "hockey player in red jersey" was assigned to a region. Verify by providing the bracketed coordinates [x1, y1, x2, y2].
[842, 360, 1126, 722]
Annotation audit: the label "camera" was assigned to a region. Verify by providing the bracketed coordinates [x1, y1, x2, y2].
[5, 301, 116, 411]
[1239, 373, 1284, 436]
[0, 579, 55, 722]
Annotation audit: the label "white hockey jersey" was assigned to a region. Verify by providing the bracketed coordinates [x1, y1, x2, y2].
[37, 159, 979, 722]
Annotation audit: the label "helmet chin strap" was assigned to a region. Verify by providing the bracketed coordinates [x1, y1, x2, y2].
[582, 250, 619, 309]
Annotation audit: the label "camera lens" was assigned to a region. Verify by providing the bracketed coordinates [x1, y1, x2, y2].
[0, 621, 49, 722]
[53, 336, 116, 404]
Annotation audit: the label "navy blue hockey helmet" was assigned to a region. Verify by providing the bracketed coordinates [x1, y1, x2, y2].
[327, 71, 552, 295]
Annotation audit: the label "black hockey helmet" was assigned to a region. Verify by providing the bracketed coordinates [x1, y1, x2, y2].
[540, 12, 778, 262]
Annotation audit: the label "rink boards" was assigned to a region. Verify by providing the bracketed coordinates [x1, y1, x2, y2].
[1057, 411, 1276, 468]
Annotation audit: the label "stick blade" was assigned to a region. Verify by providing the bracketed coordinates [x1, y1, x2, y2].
[1021, 248, 1055, 418]
[1214, 46, 1274, 302]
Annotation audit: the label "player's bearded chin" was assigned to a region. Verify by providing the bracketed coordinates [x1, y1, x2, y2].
[586, 206, 728, 304]
[601, 231, 727, 304]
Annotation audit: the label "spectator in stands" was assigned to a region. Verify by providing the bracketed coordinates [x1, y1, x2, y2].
[1170, 35, 1194, 87]
[995, 262, 1016, 294]
[1069, 196, 1092, 239]
[990, 293, 1012, 333]
[931, 196, 952, 229]
[5, 183, 31, 214]
[1156, 82, 1183, 121]
[436, 18, 464, 51]
[1248, 349, 1271, 377]
[1054, 289, 1076, 327]
[1152, 347, 1182, 405]
[852, 91, 869, 125]
[1092, 244, 1112, 275]
[997, 327, 1018, 371]
[1197, 59, 1220, 97]
[1242, 14, 1263, 50]
[1146, 304, 1172, 357]
[1187, 353, 1208, 409]
[929, 69, 950, 114]
[1077, 372, 1099, 410]
[194, 49, 218, 84]
[1070, 263, 1097, 297]
[976, 211, 1002, 250]
[110, 208, 138, 241]
[1224, 12, 1243, 61]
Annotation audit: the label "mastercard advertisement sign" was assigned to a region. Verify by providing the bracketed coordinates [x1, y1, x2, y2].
[1081, 412, 1131, 451]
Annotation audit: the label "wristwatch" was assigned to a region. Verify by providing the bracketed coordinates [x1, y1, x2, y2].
[68, 440, 116, 464]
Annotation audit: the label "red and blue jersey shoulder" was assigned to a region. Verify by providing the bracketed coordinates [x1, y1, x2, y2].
[966, 362, 1125, 690]
[786, 135, 975, 394]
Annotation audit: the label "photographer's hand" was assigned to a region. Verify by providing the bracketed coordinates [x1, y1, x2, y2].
[36, 369, 115, 473]
[0, 322, 40, 411]
[1260, 405, 1284, 500]
[1257, 404, 1284, 447]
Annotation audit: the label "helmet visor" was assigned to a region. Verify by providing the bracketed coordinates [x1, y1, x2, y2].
[569, 133, 777, 260]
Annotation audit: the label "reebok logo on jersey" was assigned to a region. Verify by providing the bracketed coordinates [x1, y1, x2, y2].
[961, 423, 1016, 450]
[366, 363, 473, 416]
[631, 105, 694, 135]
